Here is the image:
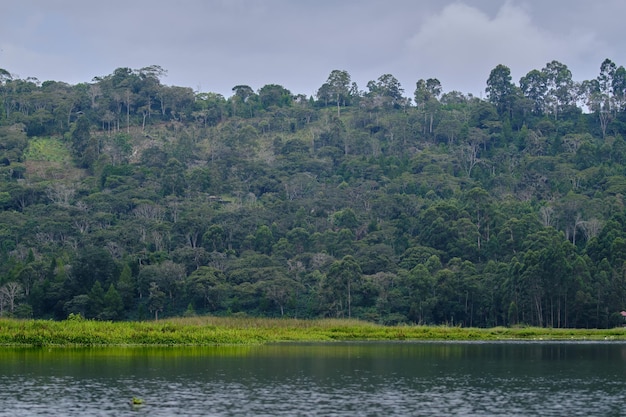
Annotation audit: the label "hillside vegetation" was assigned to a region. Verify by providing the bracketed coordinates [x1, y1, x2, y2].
[1, 61, 626, 328]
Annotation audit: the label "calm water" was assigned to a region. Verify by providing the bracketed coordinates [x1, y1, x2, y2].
[0, 341, 625, 416]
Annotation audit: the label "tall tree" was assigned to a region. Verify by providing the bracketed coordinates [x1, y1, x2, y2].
[230, 85, 256, 117]
[148, 282, 165, 320]
[582, 60, 618, 139]
[366, 74, 405, 108]
[317, 70, 356, 116]
[0, 282, 23, 315]
[70, 115, 95, 167]
[258, 84, 292, 109]
[102, 284, 124, 320]
[414, 78, 442, 136]
[324, 255, 362, 318]
[486, 64, 515, 117]
[519, 69, 547, 115]
[594, 58, 617, 138]
[612, 65, 626, 112]
[542, 60, 576, 120]
[414, 78, 442, 107]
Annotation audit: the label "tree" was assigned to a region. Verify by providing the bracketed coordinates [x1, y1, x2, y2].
[262, 275, 300, 317]
[88, 281, 105, 319]
[0, 282, 23, 315]
[414, 78, 442, 107]
[232, 85, 255, 102]
[161, 158, 186, 196]
[184, 266, 227, 311]
[463, 187, 492, 253]
[148, 282, 165, 320]
[542, 60, 576, 120]
[71, 247, 118, 295]
[70, 115, 96, 168]
[598, 58, 617, 106]
[258, 84, 292, 109]
[518, 229, 577, 327]
[253, 225, 274, 255]
[332, 208, 359, 230]
[612, 65, 626, 111]
[116, 263, 136, 309]
[366, 74, 405, 108]
[324, 255, 362, 318]
[406, 264, 437, 324]
[415, 78, 442, 136]
[230, 85, 256, 117]
[194, 92, 226, 127]
[17, 264, 38, 297]
[148, 260, 186, 300]
[203, 225, 227, 252]
[102, 284, 124, 320]
[155, 85, 194, 121]
[317, 70, 355, 116]
[519, 69, 547, 114]
[435, 109, 463, 145]
[0, 68, 11, 84]
[486, 64, 515, 117]
[63, 295, 90, 319]
[109, 133, 132, 165]
[582, 58, 618, 138]
[458, 128, 486, 178]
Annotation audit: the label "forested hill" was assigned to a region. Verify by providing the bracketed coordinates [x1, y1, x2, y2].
[1, 60, 626, 327]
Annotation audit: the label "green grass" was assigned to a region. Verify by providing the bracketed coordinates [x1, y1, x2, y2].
[22, 136, 85, 181]
[23, 137, 72, 163]
[0, 317, 625, 347]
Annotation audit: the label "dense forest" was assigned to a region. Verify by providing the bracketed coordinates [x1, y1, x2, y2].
[1, 59, 626, 327]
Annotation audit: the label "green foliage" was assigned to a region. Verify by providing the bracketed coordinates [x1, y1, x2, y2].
[0, 317, 624, 347]
[70, 116, 96, 168]
[102, 284, 124, 320]
[23, 136, 71, 163]
[258, 84, 292, 109]
[486, 64, 516, 116]
[67, 312, 84, 321]
[3, 61, 626, 328]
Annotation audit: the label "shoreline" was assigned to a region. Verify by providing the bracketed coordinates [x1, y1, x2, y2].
[0, 317, 624, 347]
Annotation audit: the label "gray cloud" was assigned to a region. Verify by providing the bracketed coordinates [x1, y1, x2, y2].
[1, 0, 623, 99]
[401, 2, 606, 96]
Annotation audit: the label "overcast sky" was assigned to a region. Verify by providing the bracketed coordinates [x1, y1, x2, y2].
[1, 0, 625, 99]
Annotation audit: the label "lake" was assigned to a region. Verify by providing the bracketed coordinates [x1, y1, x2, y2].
[0, 341, 625, 416]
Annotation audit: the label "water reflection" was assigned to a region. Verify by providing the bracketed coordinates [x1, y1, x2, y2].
[0, 342, 625, 416]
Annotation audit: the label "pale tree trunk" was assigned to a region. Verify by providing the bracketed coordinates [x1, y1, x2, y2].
[126, 90, 131, 133]
[3, 282, 21, 313]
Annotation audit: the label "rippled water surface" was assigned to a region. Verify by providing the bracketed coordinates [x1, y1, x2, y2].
[1, 341, 625, 416]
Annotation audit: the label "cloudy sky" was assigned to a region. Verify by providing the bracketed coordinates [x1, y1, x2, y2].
[1, 0, 624, 99]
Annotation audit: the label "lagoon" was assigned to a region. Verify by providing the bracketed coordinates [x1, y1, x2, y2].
[0, 342, 625, 416]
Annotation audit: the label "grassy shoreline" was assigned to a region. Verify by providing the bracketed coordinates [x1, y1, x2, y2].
[0, 317, 625, 347]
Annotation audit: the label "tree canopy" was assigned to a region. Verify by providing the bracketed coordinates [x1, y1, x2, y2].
[1, 61, 626, 328]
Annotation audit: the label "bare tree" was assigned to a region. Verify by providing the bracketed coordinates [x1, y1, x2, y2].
[133, 204, 165, 221]
[581, 218, 603, 240]
[458, 141, 480, 178]
[566, 213, 586, 246]
[46, 183, 76, 207]
[539, 206, 555, 227]
[105, 241, 124, 259]
[0, 282, 23, 315]
[73, 218, 90, 234]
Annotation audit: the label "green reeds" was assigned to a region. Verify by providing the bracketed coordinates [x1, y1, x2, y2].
[0, 317, 624, 347]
